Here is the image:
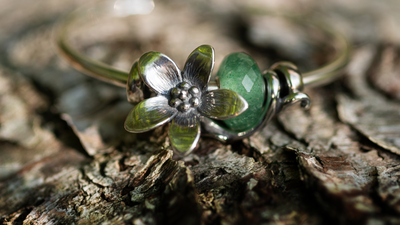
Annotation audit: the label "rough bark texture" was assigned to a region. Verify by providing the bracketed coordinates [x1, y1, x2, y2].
[1, 0, 400, 224]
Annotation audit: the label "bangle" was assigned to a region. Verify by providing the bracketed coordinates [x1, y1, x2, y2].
[56, 1, 350, 154]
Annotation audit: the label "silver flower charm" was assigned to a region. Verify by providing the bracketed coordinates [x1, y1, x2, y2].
[124, 45, 248, 153]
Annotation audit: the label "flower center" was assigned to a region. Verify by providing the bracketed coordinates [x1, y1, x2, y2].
[169, 82, 201, 112]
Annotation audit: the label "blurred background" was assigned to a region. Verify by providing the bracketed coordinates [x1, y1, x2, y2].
[1, 0, 400, 224]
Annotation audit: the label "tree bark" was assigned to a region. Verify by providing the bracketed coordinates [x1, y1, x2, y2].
[1, 0, 400, 224]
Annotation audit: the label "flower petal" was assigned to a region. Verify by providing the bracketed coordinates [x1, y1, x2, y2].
[125, 96, 177, 132]
[183, 45, 214, 91]
[139, 52, 182, 95]
[199, 89, 248, 120]
[169, 114, 200, 153]
[126, 61, 145, 104]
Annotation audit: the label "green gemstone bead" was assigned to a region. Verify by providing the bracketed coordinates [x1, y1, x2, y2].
[216, 52, 266, 132]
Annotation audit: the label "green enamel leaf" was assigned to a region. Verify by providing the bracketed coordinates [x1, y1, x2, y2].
[126, 61, 144, 104]
[138, 51, 182, 95]
[125, 96, 177, 133]
[169, 116, 200, 153]
[183, 45, 214, 91]
[199, 89, 248, 120]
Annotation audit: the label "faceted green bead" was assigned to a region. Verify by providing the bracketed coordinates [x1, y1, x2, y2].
[216, 52, 266, 131]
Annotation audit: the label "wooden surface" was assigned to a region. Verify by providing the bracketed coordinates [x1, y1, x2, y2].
[1, 0, 400, 224]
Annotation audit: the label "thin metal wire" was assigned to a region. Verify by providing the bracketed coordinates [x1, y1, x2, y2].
[56, 10, 128, 88]
[56, 4, 350, 89]
[301, 25, 351, 87]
